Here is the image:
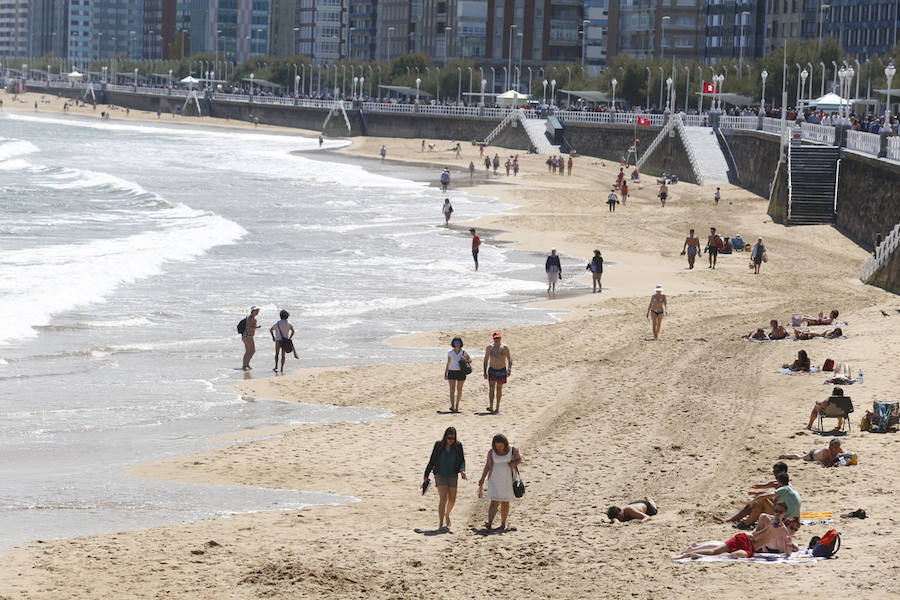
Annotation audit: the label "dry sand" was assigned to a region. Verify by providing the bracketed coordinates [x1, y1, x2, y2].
[1, 91, 899, 599]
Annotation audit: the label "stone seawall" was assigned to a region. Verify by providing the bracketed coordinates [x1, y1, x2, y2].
[835, 151, 900, 252]
[721, 129, 782, 198]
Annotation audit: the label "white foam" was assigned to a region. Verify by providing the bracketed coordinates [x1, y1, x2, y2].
[41, 168, 158, 199]
[0, 207, 246, 345]
[0, 159, 33, 171]
[84, 317, 153, 328]
[0, 139, 39, 162]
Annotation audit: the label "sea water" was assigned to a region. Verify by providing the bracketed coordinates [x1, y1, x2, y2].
[0, 113, 582, 549]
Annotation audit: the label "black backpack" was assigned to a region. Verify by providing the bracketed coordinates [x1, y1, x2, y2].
[236, 317, 247, 335]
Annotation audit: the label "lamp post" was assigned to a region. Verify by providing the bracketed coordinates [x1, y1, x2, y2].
[387, 26, 394, 62]
[444, 27, 452, 66]
[215, 29, 221, 74]
[551, 78, 556, 106]
[665, 77, 672, 112]
[415, 77, 421, 103]
[527, 66, 532, 96]
[658, 66, 664, 108]
[301, 64, 305, 95]
[739, 11, 750, 78]
[832, 60, 838, 90]
[507, 24, 517, 90]
[352, 76, 358, 99]
[884, 63, 895, 123]
[250, 73, 254, 96]
[542, 78, 548, 106]
[481, 78, 486, 107]
[818, 3, 831, 50]
[761, 69, 768, 114]
[800, 69, 808, 111]
[566, 66, 571, 105]
[661, 15, 670, 60]
[611, 77, 617, 111]
[684, 65, 690, 113]
[843, 67, 853, 122]
[796, 63, 802, 107]
[807, 62, 815, 104]
[468, 66, 473, 100]
[517, 32, 523, 90]
[457, 66, 462, 104]
[490, 66, 495, 94]
[717, 74, 725, 111]
[854, 58, 860, 102]
[348, 26, 355, 60]
[581, 19, 590, 67]
[820, 61, 826, 96]
[646, 66, 651, 110]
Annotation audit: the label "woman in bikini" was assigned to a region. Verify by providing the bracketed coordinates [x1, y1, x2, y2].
[646, 285, 667, 339]
[607, 498, 658, 523]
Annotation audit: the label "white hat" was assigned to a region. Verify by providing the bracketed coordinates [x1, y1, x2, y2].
[250, 305, 259, 311]
[654, 285, 663, 292]
[551, 247, 557, 251]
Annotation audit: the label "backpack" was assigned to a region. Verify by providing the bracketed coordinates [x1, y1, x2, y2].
[812, 529, 841, 558]
[237, 317, 247, 335]
[822, 358, 835, 371]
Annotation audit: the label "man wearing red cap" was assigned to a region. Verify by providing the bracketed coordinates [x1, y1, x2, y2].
[483, 332, 512, 414]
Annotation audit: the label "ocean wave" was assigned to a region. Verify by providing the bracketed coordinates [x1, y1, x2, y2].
[0, 209, 247, 345]
[0, 139, 39, 162]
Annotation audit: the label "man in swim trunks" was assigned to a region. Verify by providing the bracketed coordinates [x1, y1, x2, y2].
[483, 332, 512, 414]
[681, 229, 702, 269]
[607, 497, 658, 523]
[470, 228, 481, 271]
[779, 439, 843, 467]
[706, 227, 719, 269]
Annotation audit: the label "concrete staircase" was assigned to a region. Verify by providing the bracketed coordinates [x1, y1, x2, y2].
[522, 117, 560, 154]
[788, 146, 840, 225]
[681, 126, 730, 184]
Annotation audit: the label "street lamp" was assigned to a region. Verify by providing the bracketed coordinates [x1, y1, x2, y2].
[507, 24, 517, 90]
[820, 61, 826, 96]
[581, 19, 590, 67]
[884, 63, 895, 123]
[250, 73, 254, 95]
[807, 62, 815, 104]
[658, 66, 664, 108]
[444, 27, 452, 67]
[481, 78, 486, 106]
[348, 26, 355, 59]
[739, 11, 750, 78]
[818, 4, 831, 50]
[415, 77, 421, 103]
[646, 66, 652, 110]
[665, 77, 672, 111]
[661, 16, 670, 60]
[684, 65, 690, 113]
[543, 79, 548, 105]
[716, 74, 725, 111]
[457, 66, 462, 104]
[550, 79, 556, 106]
[387, 26, 394, 62]
[611, 77, 617, 111]
[353, 76, 358, 99]
[800, 69, 808, 111]
[796, 63, 802, 107]
[761, 69, 768, 113]
[566, 66, 571, 105]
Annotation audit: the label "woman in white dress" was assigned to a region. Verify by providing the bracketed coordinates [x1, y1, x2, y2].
[478, 434, 523, 531]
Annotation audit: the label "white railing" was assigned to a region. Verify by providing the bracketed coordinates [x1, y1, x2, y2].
[636, 115, 677, 170]
[720, 115, 758, 130]
[673, 114, 704, 186]
[25, 79, 49, 88]
[787, 143, 794, 221]
[105, 84, 137, 92]
[800, 122, 836, 145]
[762, 117, 783, 134]
[681, 114, 705, 127]
[888, 136, 900, 162]
[846, 130, 881, 156]
[860, 220, 900, 282]
[483, 109, 522, 145]
[555, 111, 665, 126]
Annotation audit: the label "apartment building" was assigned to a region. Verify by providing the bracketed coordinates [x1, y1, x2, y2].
[1, 0, 31, 57]
[583, 0, 609, 71]
[608, 0, 702, 61]
[764, 0, 818, 53]
[703, 0, 765, 64]
[822, 0, 900, 58]
[297, 0, 345, 61]
[375, 0, 413, 60]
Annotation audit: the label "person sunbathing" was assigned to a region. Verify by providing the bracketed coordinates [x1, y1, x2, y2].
[806, 387, 849, 431]
[607, 497, 658, 523]
[779, 438, 843, 467]
[743, 328, 768, 340]
[677, 505, 799, 559]
[714, 469, 799, 527]
[769, 320, 788, 340]
[792, 327, 842, 340]
[799, 310, 839, 325]
[782, 350, 811, 371]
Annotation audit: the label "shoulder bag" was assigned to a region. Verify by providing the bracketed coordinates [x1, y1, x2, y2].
[459, 351, 472, 375]
[512, 465, 525, 498]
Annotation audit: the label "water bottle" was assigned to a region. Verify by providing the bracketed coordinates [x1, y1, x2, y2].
[858, 369, 863, 384]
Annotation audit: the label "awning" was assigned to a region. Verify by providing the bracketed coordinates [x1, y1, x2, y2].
[695, 91, 754, 106]
[241, 78, 284, 89]
[378, 84, 434, 97]
[559, 89, 609, 102]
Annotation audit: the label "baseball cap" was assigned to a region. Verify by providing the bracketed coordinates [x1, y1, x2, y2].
[492, 332, 501, 339]
[250, 305, 259, 311]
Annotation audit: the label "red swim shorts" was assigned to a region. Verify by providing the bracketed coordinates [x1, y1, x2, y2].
[725, 533, 755, 558]
[487, 368, 508, 384]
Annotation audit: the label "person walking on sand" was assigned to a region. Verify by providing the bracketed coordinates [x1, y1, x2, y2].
[241, 306, 261, 370]
[714, 187, 721, 205]
[423, 427, 467, 531]
[318, 135, 323, 147]
[658, 182, 668, 207]
[586, 249, 603, 293]
[440, 168, 451, 192]
[483, 332, 512, 413]
[380, 145, 387, 161]
[606, 188, 619, 212]
[471, 228, 481, 271]
[422, 139, 426, 152]
[620, 180, 629, 205]
[493, 154, 500, 174]
[567, 156, 573, 175]
[646, 285, 667, 340]
[545, 248, 562, 294]
[469, 161, 475, 181]
[478, 434, 522, 531]
[444, 337, 472, 412]
[706, 227, 720, 269]
[751, 237, 766, 274]
[269, 310, 296, 373]
[442, 198, 453, 226]
[455, 142, 461, 159]
[513, 157, 519, 176]
[681, 229, 702, 270]
[484, 156, 491, 172]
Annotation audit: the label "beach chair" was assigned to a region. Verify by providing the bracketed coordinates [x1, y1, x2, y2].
[817, 395, 853, 434]
[868, 401, 900, 433]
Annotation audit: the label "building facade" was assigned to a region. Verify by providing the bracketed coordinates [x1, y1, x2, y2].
[1, 0, 31, 57]
[269, 0, 298, 58]
[702, 0, 764, 64]
[764, 0, 818, 53]
[607, 0, 702, 61]
[28, 0, 69, 57]
[823, 0, 900, 58]
[349, 0, 377, 60]
[375, 0, 413, 60]
[297, 0, 345, 61]
[583, 0, 609, 71]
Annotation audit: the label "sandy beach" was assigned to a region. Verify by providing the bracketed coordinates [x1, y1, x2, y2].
[1, 90, 899, 599]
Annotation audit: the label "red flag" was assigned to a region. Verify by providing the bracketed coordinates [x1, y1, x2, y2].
[703, 81, 717, 94]
[637, 116, 651, 126]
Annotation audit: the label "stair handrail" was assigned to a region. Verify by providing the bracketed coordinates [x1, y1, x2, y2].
[522, 115, 554, 153]
[672, 114, 704, 186]
[483, 109, 521, 145]
[833, 157, 840, 222]
[636, 115, 676, 170]
[787, 144, 793, 222]
[860, 220, 900, 282]
[714, 127, 740, 183]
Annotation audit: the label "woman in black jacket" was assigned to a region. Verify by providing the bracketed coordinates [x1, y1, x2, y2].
[423, 426, 467, 530]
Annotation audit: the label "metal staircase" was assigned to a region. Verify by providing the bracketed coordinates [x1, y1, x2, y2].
[787, 145, 841, 225]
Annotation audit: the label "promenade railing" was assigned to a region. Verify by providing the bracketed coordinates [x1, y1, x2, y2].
[720, 115, 758, 130]
[800, 122, 836, 145]
[860, 220, 900, 282]
[888, 136, 900, 162]
[762, 117, 783, 134]
[673, 114, 704, 186]
[846, 130, 881, 157]
[680, 114, 705, 127]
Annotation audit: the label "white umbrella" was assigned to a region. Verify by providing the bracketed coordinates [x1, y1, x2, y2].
[67, 71, 83, 79]
[180, 75, 199, 84]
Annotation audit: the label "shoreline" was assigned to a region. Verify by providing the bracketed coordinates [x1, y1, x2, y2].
[2, 89, 899, 600]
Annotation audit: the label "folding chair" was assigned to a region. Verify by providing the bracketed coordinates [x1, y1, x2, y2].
[818, 395, 853, 434]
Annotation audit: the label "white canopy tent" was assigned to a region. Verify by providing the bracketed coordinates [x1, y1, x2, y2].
[67, 71, 83, 80]
[495, 89, 529, 107]
[808, 92, 850, 111]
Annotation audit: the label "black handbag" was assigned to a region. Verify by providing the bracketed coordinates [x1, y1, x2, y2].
[512, 466, 525, 498]
[460, 357, 473, 375]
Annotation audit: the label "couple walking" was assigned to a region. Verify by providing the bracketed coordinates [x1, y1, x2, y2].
[443, 332, 512, 414]
[423, 429, 523, 532]
[238, 306, 297, 372]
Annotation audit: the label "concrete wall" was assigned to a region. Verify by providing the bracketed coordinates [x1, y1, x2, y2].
[642, 129, 698, 184]
[870, 249, 900, 296]
[722, 129, 782, 198]
[834, 151, 900, 251]
[560, 122, 660, 164]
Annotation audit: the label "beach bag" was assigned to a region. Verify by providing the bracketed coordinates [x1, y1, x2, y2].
[762, 252, 768, 263]
[512, 466, 525, 498]
[860, 413, 871, 431]
[460, 358, 472, 375]
[823, 359, 835, 371]
[812, 529, 841, 558]
[279, 338, 295, 353]
[237, 318, 247, 335]
[715, 235, 725, 250]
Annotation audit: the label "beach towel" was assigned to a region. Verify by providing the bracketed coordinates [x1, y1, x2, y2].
[780, 366, 821, 374]
[824, 378, 856, 385]
[800, 512, 834, 526]
[675, 549, 821, 564]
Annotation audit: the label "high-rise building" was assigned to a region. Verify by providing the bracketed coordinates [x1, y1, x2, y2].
[583, 0, 609, 71]
[0, 0, 31, 57]
[92, 1, 144, 60]
[375, 0, 413, 60]
[269, 0, 299, 58]
[702, 0, 764, 64]
[30, 0, 69, 58]
[175, 0, 190, 58]
[764, 0, 818, 53]
[67, 0, 94, 66]
[298, 0, 345, 61]
[190, 0, 271, 64]
[608, 0, 702, 61]
[822, 0, 900, 58]
[349, 0, 377, 60]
